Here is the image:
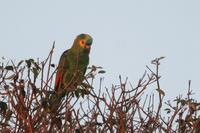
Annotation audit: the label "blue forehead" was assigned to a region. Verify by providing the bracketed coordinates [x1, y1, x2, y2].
[78, 34, 87, 39]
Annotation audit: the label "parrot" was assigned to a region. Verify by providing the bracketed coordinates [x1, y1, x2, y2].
[54, 33, 93, 94]
[48, 34, 93, 130]
[47, 34, 93, 130]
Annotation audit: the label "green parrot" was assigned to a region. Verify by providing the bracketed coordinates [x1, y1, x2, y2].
[54, 33, 93, 94]
[48, 34, 93, 130]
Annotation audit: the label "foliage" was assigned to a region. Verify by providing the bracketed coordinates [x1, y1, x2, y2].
[0, 46, 200, 132]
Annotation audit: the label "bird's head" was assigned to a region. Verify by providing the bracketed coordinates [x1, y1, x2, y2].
[72, 33, 93, 53]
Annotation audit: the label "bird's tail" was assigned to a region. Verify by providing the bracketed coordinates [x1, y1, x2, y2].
[48, 92, 64, 130]
[49, 92, 64, 113]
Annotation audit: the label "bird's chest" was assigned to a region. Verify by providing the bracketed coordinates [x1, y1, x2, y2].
[67, 53, 89, 72]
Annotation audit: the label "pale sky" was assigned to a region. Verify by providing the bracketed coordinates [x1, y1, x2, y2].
[0, 0, 200, 100]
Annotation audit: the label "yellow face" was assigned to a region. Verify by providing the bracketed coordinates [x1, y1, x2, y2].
[77, 34, 93, 49]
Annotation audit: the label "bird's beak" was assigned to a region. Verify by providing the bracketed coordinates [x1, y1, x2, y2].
[84, 39, 92, 49]
[86, 39, 93, 46]
[85, 45, 90, 49]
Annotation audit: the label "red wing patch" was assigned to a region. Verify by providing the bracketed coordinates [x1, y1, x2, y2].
[54, 70, 62, 92]
[54, 50, 69, 92]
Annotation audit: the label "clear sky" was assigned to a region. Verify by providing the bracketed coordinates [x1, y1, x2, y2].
[0, 0, 200, 100]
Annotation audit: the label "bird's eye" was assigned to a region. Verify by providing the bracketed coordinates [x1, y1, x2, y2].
[79, 40, 86, 48]
[80, 40, 85, 45]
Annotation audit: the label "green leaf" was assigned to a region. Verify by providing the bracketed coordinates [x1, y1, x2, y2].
[0, 66, 3, 70]
[156, 88, 165, 96]
[4, 85, 9, 90]
[33, 62, 40, 70]
[17, 60, 24, 67]
[5, 66, 13, 71]
[158, 56, 165, 60]
[98, 70, 106, 74]
[9, 82, 15, 87]
[29, 58, 34, 63]
[0, 101, 7, 114]
[41, 98, 48, 110]
[5, 74, 15, 80]
[75, 90, 80, 98]
[19, 79, 24, 84]
[81, 89, 89, 98]
[96, 66, 103, 69]
[75, 129, 81, 133]
[50, 64, 55, 68]
[20, 89, 26, 98]
[26, 60, 32, 68]
[32, 67, 39, 79]
[164, 108, 171, 114]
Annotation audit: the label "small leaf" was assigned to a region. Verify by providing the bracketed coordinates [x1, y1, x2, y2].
[96, 66, 103, 69]
[0, 66, 3, 70]
[9, 82, 15, 87]
[75, 90, 80, 98]
[32, 67, 39, 79]
[20, 89, 26, 98]
[0, 101, 7, 114]
[98, 70, 106, 74]
[164, 108, 171, 114]
[4, 85, 9, 90]
[180, 99, 187, 106]
[156, 88, 165, 96]
[25, 60, 31, 68]
[33, 62, 40, 70]
[29, 58, 34, 63]
[17, 60, 24, 67]
[81, 82, 91, 89]
[41, 98, 49, 110]
[19, 79, 24, 84]
[158, 56, 165, 60]
[5, 74, 15, 80]
[5, 66, 13, 71]
[50, 64, 55, 68]
[75, 129, 81, 133]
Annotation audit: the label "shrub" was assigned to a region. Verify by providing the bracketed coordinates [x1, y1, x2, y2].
[0, 46, 199, 132]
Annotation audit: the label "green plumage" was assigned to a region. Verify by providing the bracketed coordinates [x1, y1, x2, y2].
[54, 34, 92, 93]
[48, 34, 93, 129]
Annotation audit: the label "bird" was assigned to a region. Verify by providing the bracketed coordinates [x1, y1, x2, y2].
[48, 34, 93, 130]
[54, 33, 93, 94]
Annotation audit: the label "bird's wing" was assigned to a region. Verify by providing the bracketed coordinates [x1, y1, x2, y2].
[54, 50, 69, 92]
